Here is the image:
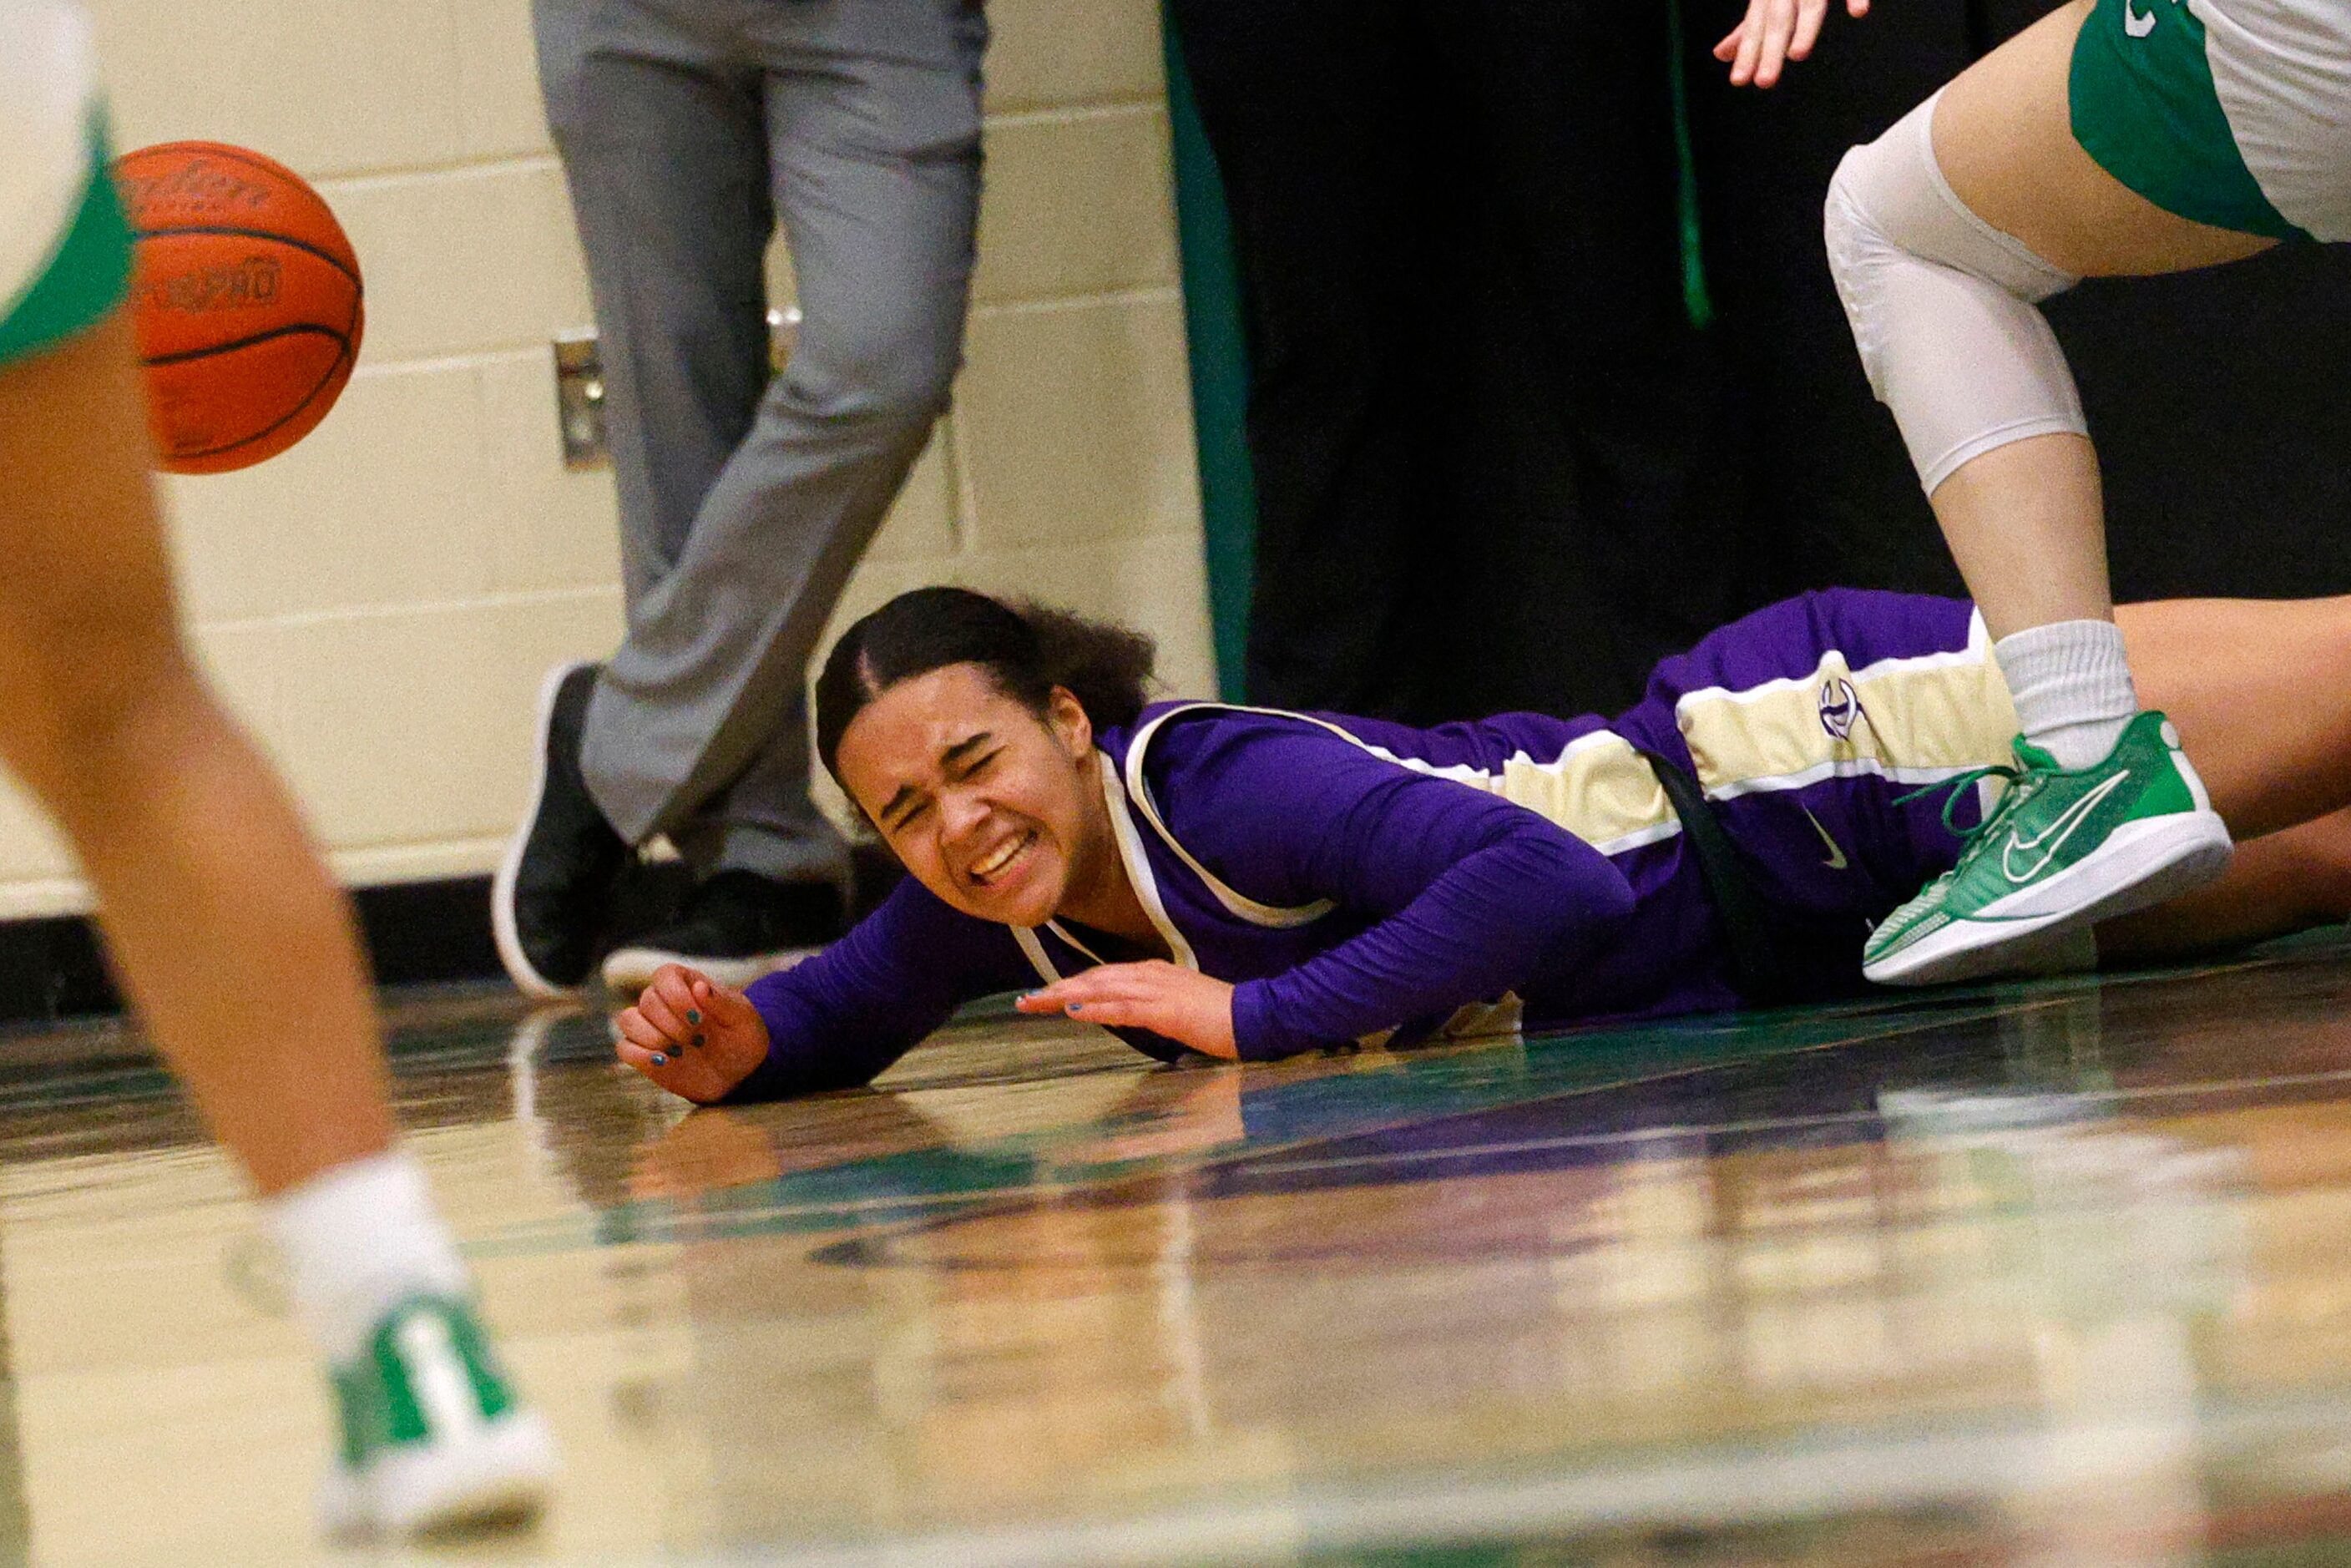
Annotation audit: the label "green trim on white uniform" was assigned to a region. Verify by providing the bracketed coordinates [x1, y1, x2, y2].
[0, 113, 130, 368]
[2068, 0, 2308, 241]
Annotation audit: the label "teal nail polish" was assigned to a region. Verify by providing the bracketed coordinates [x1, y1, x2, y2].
[692, 1034, 706, 1048]
[650, 1053, 668, 1066]
[686, 1009, 702, 1025]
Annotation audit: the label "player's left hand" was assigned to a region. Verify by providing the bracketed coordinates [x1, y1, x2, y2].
[1714, 0, 1869, 89]
[1016, 962, 1240, 1060]
[614, 963, 770, 1103]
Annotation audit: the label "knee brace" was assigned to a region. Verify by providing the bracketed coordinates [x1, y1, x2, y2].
[1823, 93, 2088, 493]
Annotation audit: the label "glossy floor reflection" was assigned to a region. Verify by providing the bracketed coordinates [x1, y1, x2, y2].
[11, 939, 2351, 1564]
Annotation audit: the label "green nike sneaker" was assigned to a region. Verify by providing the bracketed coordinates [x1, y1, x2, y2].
[320, 1294, 557, 1538]
[1863, 711, 2232, 986]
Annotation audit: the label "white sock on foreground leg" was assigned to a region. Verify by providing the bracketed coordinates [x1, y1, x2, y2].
[272, 1149, 555, 1538]
[269, 1149, 470, 1363]
[1995, 619, 2139, 771]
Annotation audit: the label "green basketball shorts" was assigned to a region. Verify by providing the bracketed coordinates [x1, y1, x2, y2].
[2069, 0, 2351, 244]
[0, 1, 133, 371]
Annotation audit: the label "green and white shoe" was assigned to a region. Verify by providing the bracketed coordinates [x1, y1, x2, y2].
[320, 1294, 557, 1538]
[1863, 711, 2232, 986]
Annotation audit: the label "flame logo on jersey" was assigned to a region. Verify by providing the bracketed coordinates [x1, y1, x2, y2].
[1818, 676, 1861, 741]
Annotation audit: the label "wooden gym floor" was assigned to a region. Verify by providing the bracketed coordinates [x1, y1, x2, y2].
[10, 937, 2351, 1564]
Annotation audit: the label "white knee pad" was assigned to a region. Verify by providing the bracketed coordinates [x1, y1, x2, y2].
[1824, 93, 2087, 493]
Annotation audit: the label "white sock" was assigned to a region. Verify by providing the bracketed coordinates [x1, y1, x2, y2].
[1994, 620, 2139, 771]
[267, 1150, 470, 1365]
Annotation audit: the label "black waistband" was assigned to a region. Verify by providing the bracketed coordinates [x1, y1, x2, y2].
[1631, 746, 1797, 1008]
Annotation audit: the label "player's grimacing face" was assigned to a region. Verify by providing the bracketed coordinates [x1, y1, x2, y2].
[836, 664, 1100, 928]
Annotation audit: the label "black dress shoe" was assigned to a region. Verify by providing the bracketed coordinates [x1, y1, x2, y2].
[493, 662, 629, 997]
[599, 870, 845, 994]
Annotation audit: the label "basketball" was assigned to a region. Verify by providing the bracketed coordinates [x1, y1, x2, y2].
[114, 141, 364, 475]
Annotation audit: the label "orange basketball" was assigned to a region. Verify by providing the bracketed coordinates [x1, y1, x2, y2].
[115, 141, 364, 475]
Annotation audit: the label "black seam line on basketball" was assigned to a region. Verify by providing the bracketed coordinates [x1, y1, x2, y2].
[124, 140, 314, 193]
[129, 225, 361, 289]
[165, 336, 353, 462]
[120, 141, 363, 275]
[142, 321, 350, 368]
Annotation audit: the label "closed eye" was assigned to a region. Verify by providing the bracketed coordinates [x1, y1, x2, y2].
[879, 732, 999, 832]
[889, 751, 995, 830]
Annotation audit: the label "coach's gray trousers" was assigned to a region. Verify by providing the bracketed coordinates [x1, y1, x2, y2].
[535, 0, 986, 884]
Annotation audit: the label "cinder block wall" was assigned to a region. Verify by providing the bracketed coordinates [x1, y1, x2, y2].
[0, 0, 1212, 918]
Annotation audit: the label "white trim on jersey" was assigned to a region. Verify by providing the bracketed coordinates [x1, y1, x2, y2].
[1010, 927, 1059, 989]
[1119, 701, 1684, 933]
[1095, 751, 1201, 971]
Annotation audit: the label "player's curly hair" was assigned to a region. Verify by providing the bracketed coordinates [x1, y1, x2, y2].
[814, 586, 1159, 782]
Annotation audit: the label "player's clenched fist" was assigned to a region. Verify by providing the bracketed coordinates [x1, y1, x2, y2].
[614, 964, 770, 1103]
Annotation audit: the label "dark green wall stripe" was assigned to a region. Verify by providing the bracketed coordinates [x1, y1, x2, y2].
[1162, 10, 1257, 702]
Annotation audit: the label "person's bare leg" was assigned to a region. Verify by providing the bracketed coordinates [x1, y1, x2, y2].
[0, 317, 552, 1532]
[0, 320, 392, 1192]
[2118, 597, 2351, 840]
[2099, 810, 2351, 960]
[1926, 0, 2273, 641]
[2087, 595, 2351, 959]
[1833, 3, 2282, 983]
[1929, 433, 2111, 640]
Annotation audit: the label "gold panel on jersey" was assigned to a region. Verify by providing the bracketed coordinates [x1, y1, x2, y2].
[1678, 637, 2020, 801]
[1492, 735, 1678, 853]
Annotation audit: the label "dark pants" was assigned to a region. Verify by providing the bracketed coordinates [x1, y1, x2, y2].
[535, 0, 986, 883]
[1169, 0, 1745, 722]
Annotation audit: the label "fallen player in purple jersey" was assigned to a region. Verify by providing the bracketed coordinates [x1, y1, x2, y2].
[614, 585, 2351, 1102]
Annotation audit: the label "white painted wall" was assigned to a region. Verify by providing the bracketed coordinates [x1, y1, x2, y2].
[0, 0, 1213, 918]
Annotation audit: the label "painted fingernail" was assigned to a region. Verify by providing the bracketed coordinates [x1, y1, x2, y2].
[692, 1034, 706, 1048]
[651, 1053, 668, 1066]
[1066, 1003, 1084, 1014]
[686, 1010, 702, 1025]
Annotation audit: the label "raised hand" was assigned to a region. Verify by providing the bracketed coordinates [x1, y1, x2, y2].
[1715, 0, 1871, 89]
[614, 963, 771, 1103]
[1015, 961, 1240, 1060]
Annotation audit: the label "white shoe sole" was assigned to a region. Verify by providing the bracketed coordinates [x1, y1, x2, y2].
[1865, 810, 2233, 987]
[324, 1409, 559, 1540]
[493, 662, 594, 1001]
[599, 943, 819, 997]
